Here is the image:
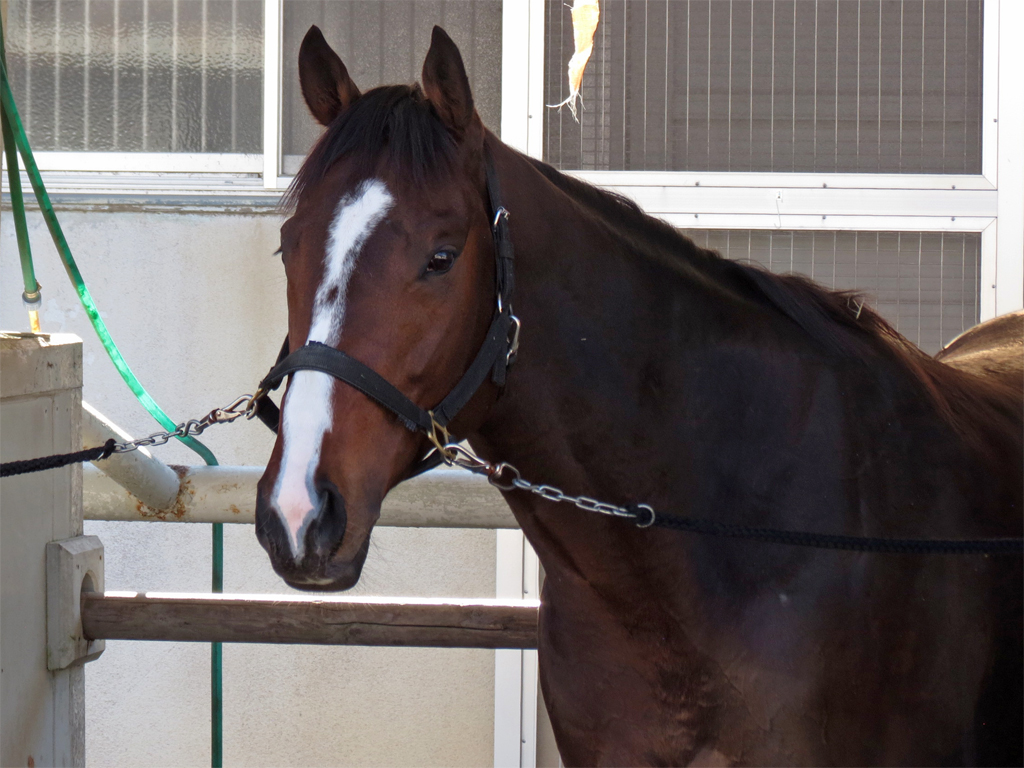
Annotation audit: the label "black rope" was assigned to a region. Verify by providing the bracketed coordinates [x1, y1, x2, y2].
[625, 505, 1024, 555]
[1, 439, 117, 478]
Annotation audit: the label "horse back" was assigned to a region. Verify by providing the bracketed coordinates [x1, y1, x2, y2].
[932, 310, 1023, 484]
[935, 310, 1024, 393]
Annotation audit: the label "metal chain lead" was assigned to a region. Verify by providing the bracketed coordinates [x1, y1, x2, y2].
[113, 394, 255, 454]
[439, 442, 651, 525]
[115, 404, 651, 523]
[511, 480, 637, 519]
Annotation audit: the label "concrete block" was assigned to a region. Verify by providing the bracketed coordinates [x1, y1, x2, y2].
[47, 536, 105, 671]
[0, 332, 83, 399]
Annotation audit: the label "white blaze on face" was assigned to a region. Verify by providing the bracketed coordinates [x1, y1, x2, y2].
[272, 179, 394, 558]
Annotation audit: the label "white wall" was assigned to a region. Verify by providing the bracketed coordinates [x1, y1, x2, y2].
[1, 206, 497, 767]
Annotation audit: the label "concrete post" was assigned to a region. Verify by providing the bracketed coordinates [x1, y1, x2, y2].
[1, 332, 86, 767]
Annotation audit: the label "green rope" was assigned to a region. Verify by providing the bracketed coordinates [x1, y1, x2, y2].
[1, 23, 224, 766]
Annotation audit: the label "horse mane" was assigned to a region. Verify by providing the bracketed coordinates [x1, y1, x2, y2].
[524, 156, 923, 363]
[521, 156, 1024, 444]
[284, 84, 456, 210]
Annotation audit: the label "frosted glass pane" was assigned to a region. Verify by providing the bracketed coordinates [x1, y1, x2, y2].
[5, 0, 263, 153]
[546, 0, 984, 174]
[681, 229, 980, 354]
[281, 0, 502, 174]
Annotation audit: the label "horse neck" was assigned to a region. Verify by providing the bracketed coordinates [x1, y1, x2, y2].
[470, 139, 816, 589]
[470, 138, 1006, 604]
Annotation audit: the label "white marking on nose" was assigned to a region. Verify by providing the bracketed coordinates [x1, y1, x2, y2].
[272, 179, 393, 558]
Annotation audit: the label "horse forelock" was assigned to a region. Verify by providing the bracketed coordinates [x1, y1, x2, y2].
[283, 84, 457, 211]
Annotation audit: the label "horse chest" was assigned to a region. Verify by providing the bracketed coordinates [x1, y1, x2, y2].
[535, 575, 808, 766]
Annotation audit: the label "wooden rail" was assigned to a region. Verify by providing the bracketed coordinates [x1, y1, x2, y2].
[81, 592, 539, 650]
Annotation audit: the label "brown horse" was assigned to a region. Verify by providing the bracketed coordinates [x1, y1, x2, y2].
[254, 26, 1023, 766]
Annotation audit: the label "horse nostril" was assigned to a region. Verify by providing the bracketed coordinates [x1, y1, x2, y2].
[309, 481, 347, 558]
[255, 493, 292, 561]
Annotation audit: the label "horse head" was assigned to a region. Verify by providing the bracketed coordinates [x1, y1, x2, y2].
[255, 26, 499, 590]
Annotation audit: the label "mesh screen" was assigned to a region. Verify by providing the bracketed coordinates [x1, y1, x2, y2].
[680, 229, 980, 354]
[281, 0, 502, 174]
[545, 0, 984, 173]
[5, 0, 264, 153]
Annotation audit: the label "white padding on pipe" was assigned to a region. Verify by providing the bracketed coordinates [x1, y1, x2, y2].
[84, 465, 518, 529]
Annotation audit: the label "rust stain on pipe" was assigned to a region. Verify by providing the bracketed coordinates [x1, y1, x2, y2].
[128, 465, 194, 520]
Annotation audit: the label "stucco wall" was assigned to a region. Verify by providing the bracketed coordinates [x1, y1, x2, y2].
[1, 206, 497, 766]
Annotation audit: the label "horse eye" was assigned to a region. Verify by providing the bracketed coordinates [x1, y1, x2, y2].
[425, 249, 457, 275]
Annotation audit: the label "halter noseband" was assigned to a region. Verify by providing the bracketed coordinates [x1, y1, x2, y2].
[251, 152, 519, 479]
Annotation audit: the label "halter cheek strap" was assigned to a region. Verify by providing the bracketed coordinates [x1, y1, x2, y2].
[252, 151, 519, 479]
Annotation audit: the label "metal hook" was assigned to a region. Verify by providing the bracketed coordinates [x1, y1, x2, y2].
[506, 315, 522, 365]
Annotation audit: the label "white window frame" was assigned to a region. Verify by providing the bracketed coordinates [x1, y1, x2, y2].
[494, 3, 546, 767]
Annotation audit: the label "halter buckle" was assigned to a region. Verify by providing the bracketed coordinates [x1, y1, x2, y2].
[426, 411, 456, 463]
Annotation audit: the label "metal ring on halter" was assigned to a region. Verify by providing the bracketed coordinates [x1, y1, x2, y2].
[633, 504, 656, 528]
[492, 206, 510, 228]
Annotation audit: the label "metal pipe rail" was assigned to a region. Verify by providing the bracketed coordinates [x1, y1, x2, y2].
[79, 402, 518, 529]
[83, 401, 180, 510]
[81, 592, 539, 649]
[83, 465, 518, 528]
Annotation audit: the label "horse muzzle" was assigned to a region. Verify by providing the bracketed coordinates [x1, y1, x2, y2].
[254, 479, 372, 591]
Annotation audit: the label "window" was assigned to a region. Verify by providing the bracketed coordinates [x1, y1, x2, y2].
[682, 229, 980, 354]
[280, 0, 502, 175]
[5, 0, 263, 171]
[526, 0, 1020, 337]
[544, 0, 984, 174]
[6, 0, 264, 153]
[2, 0, 503, 177]
[2, 0, 1019, 325]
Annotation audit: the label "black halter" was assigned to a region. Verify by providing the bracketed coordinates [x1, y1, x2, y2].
[252, 154, 519, 479]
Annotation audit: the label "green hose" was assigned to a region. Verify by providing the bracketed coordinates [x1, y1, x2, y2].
[1, 109, 35, 297]
[0, 12, 40, 323]
[212, 528, 224, 768]
[0, 27, 223, 766]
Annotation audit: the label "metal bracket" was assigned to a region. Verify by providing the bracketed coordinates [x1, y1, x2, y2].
[46, 535, 105, 670]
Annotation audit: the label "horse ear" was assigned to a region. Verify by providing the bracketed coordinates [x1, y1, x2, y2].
[421, 26, 475, 138]
[298, 26, 360, 126]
